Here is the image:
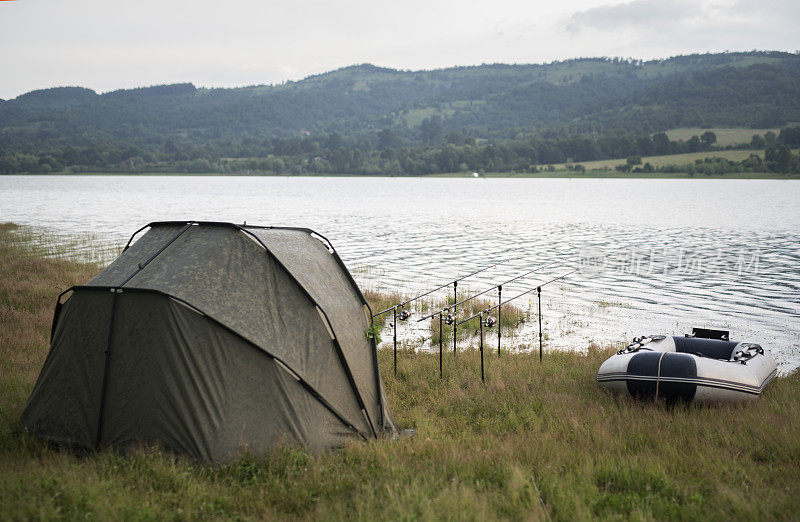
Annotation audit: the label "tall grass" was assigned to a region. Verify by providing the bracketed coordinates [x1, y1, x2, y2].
[2, 224, 799, 519]
[0, 223, 100, 414]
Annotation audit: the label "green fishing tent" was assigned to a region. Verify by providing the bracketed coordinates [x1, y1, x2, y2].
[21, 221, 397, 463]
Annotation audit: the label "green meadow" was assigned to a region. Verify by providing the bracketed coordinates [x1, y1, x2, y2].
[664, 128, 780, 147]
[1, 224, 799, 520]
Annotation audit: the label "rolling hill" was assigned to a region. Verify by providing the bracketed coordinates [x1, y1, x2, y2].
[1, 51, 799, 174]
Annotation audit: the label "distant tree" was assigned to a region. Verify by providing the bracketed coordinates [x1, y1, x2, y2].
[419, 116, 443, 145]
[636, 136, 654, 156]
[446, 131, 465, 145]
[778, 125, 800, 147]
[687, 135, 701, 152]
[742, 153, 763, 170]
[700, 131, 717, 148]
[326, 132, 344, 150]
[163, 139, 179, 158]
[652, 133, 671, 154]
[765, 145, 793, 172]
[750, 134, 766, 149]
[377, 128, 400, 150]
[764, 131, 778, 147]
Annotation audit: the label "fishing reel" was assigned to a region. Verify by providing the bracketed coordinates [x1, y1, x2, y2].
[397, 308, 411, 321]
[483, 315, 496, 328]
[443, 313, 455, 325]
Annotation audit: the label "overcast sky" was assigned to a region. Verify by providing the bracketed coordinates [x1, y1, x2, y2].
[1, 0, 798, 99]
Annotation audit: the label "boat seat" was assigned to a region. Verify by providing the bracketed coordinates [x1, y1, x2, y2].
[672, 336, 738, 360]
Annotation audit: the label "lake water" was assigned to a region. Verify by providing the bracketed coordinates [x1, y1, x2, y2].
[2, 175, 799, 373]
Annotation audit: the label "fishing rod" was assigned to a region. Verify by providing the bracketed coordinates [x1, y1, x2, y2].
[372, 254, 518, 376]
[415, 261, 558, 323]
[453, 268, 578, 382]
[415, 259, 556, 359]
[371, 255, 518, 318]
[406, 261, 556, 360]
[456, 268, 578, 326]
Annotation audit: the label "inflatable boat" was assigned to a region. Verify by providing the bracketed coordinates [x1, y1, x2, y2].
[597, 329, 777, 403]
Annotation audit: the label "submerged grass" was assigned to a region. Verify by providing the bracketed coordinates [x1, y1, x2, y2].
[2, 224, 799, 519]
[422, 293, 527, 346]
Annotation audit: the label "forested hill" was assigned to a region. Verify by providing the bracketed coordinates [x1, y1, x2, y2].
[2, 51, 800, 174]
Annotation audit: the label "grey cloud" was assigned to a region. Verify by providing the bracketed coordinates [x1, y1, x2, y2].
[566, 0, 800, 34]
[566, 0, 695, 33]
[729, 0, 800, 17]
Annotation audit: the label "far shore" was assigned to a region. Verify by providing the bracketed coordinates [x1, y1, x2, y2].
[4, 170, 800, 180]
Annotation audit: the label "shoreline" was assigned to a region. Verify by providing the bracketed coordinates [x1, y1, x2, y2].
[3, 171, 799, 180]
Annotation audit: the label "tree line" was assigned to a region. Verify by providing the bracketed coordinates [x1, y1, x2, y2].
[3, 127, 799, 175]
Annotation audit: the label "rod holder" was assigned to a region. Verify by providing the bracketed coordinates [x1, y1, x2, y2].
[497, 285, 502, 356]
[537, 286, 543, 363]
[439, 313, 443, 379]
[479, 313, 485, 383]
[453, 281, 458, 358]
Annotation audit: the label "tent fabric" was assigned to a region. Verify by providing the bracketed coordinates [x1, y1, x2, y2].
[21, 222, 397, 463]
[250, 228, 393, 432]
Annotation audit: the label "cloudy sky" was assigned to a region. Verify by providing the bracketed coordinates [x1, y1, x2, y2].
[1, 0, 797, 99]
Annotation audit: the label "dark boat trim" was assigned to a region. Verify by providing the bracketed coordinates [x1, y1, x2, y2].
[597, 367, 777, 396]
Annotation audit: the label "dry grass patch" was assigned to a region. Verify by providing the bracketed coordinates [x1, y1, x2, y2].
[0, 223, 99, 413]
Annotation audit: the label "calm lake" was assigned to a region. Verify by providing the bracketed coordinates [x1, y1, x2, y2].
[2, 175, 799, 372]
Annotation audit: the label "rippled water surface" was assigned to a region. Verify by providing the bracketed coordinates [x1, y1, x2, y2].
[2, 175, 799, 372]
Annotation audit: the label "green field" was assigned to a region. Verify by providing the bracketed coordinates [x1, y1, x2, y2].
[540, 148, 800, 176]
[665, 128, 781, 146]
[430, 166, 799, 180]
[481, 170, 797, 179]
[556, 149, 763, 171]
[397, 100, 485, 127]
[2, 224, 800, 519]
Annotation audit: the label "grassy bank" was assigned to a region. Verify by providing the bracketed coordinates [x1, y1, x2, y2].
[6, 166, 800, 180]
[430, 170, 800, 180]
[2, 224, 799, 519]
[551, 149, 778, 172]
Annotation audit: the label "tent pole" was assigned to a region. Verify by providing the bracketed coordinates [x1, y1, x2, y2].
[95, 288, 119, 449]
[120, 223, 191, 286]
